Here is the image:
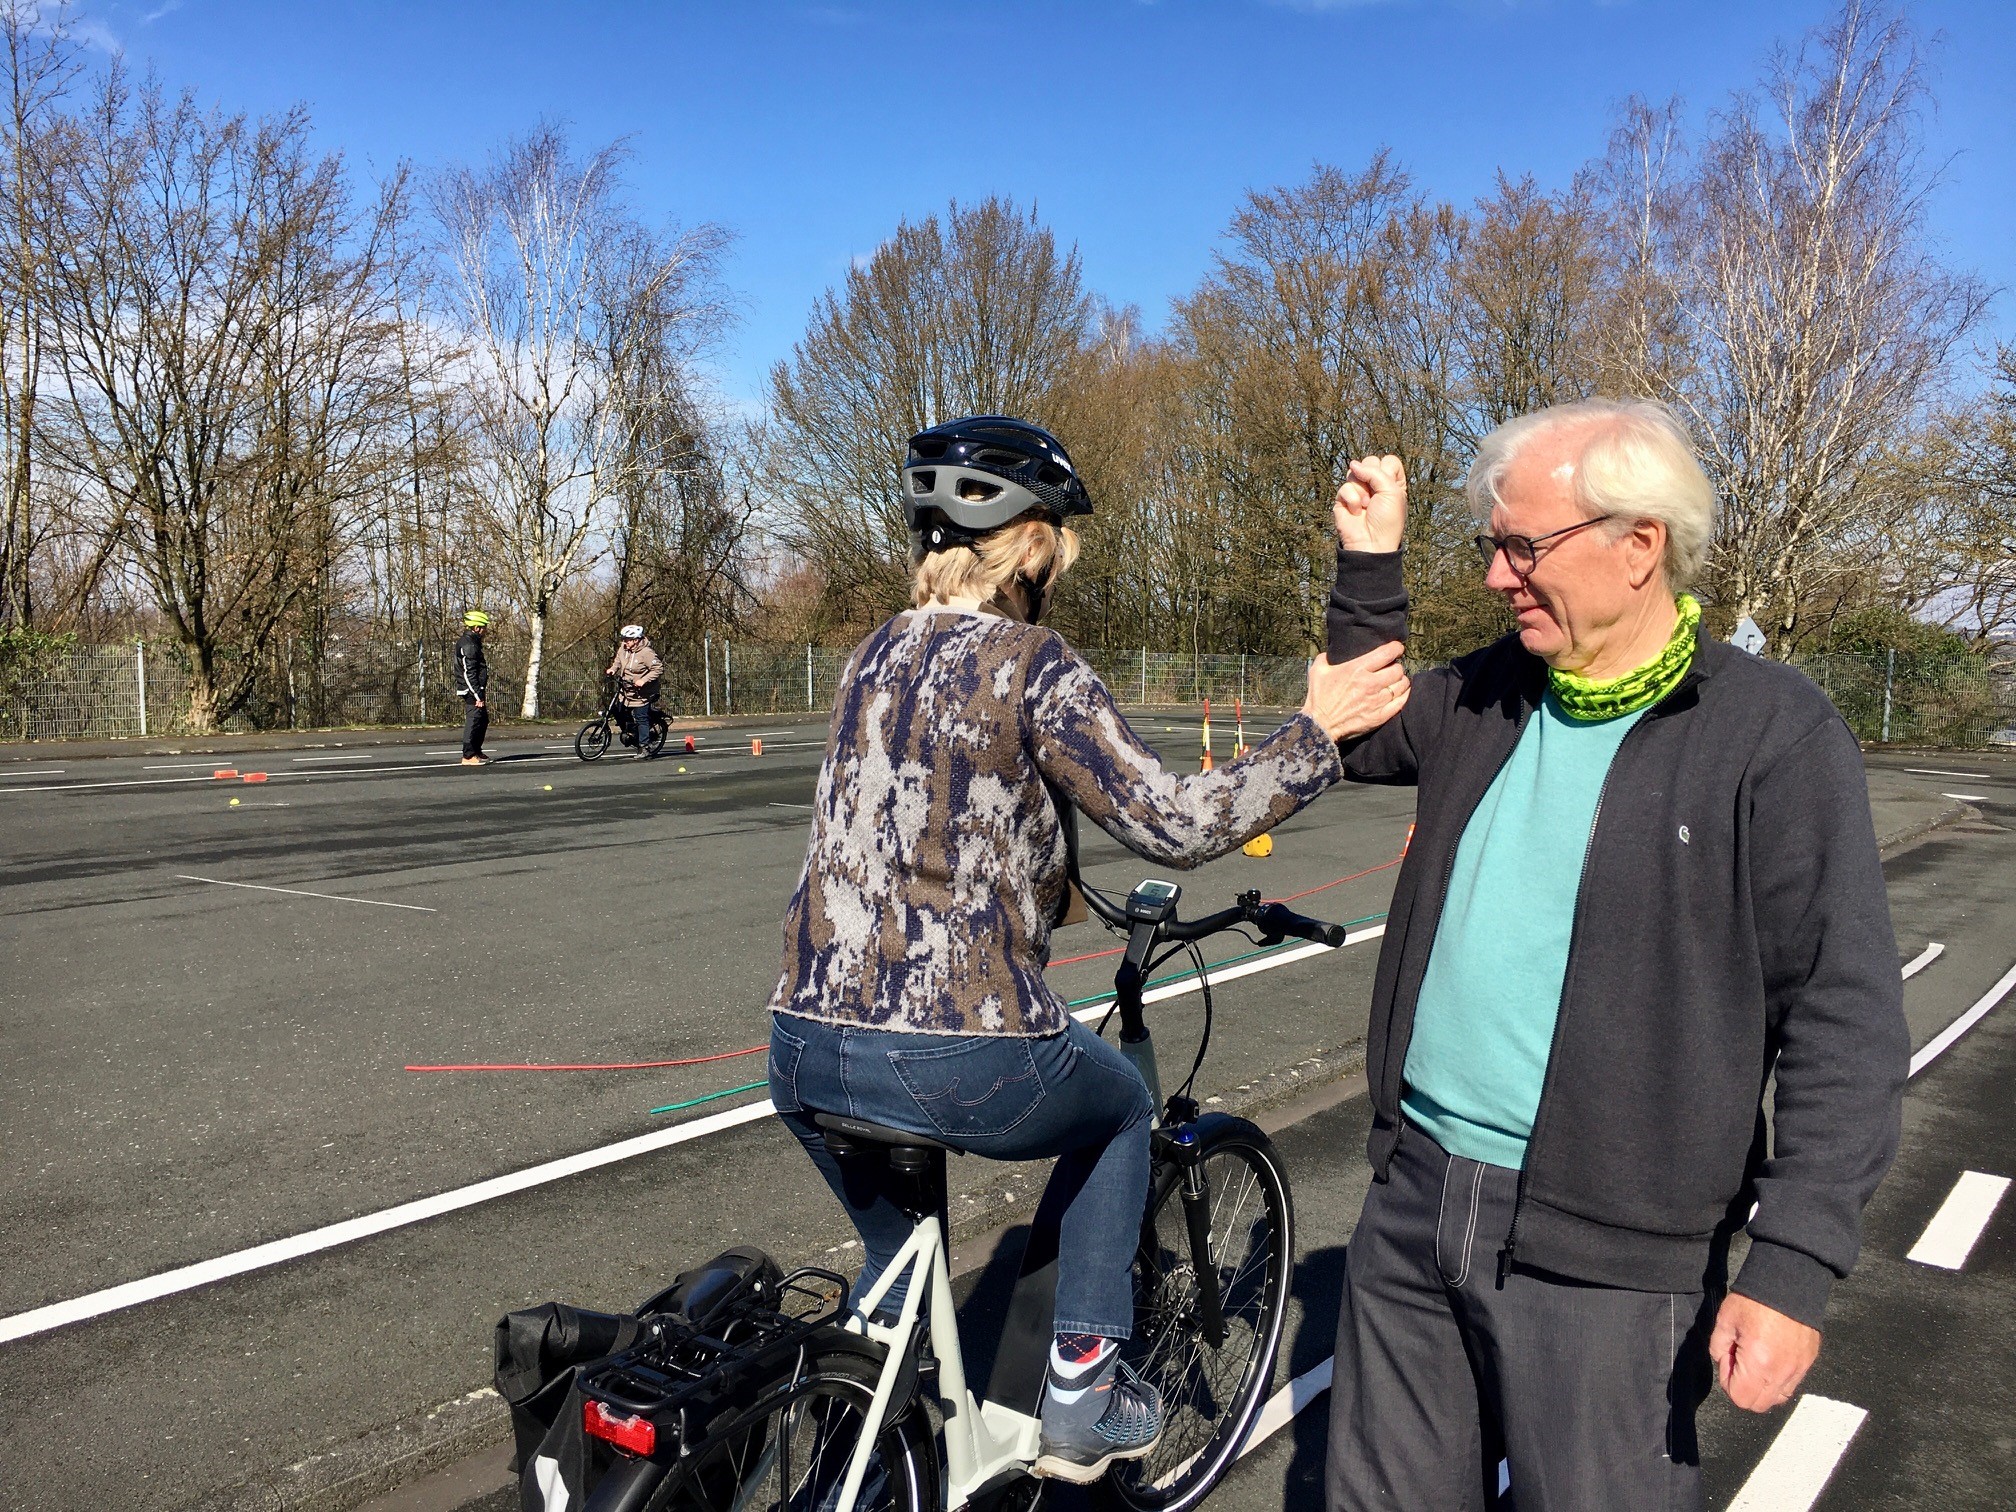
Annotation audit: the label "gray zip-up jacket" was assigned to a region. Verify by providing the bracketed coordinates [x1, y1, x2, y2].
[1328, 548, 1908, 1329]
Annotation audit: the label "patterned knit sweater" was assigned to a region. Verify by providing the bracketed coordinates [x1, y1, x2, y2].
[769, 607, 1345, 1037]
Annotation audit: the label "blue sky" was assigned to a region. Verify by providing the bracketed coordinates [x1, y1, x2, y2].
[74, 1, 2016, 407]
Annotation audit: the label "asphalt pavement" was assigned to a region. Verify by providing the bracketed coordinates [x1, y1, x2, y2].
[1, 719, 2010, 1511]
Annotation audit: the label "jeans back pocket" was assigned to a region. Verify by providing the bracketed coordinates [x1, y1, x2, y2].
[767, 1020, 808, 1114]
[887, 1036, 1045, 1139]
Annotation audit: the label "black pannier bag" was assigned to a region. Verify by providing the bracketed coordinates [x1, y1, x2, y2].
[493, 1247, 785, 1511]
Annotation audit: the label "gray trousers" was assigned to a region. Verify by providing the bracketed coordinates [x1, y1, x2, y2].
[1326, 1122, 1714, 1512]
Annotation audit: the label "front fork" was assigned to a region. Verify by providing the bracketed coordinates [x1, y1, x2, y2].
[1159, 1110, 1227, 1349]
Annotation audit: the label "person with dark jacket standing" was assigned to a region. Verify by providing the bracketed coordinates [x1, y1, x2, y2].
[1322, 400, 1908, 1512]
[454, 610, 492, 766]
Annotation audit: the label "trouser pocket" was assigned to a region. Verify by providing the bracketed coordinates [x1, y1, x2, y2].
[887, 1036, 1045, 1138]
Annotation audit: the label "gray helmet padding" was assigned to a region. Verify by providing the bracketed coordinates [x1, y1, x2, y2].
[900, 464, 1047, 534]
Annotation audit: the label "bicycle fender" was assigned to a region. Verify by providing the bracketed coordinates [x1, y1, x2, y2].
[579, 1455, 661, 1512]
[801, 1322, 926, 1425]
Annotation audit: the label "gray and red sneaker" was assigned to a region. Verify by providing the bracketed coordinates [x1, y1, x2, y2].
[1034, 1336, 1163, 1484]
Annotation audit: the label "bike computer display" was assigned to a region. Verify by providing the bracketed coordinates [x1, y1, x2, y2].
[1127, 878, 1182, 923]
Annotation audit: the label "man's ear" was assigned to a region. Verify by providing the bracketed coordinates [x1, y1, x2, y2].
[1626, 519, 1667, 591]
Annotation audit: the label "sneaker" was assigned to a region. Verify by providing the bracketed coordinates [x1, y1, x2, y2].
[459, 755, 489, 766]
[1033, 1338, 1163, 1484]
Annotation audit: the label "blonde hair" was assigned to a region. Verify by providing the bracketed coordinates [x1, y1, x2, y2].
[1467, 398, 1718, 586]
[910, 516, 1080, 614]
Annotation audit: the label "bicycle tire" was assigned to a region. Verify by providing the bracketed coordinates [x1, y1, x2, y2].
[1106, 1120, 1294, 1512]
[634, 1346, 941, 1512]
[647, 711, 669, 757]
[576, 720, 612, 761]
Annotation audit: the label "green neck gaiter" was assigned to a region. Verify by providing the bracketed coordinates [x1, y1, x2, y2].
[1548, 594, 1700, 722]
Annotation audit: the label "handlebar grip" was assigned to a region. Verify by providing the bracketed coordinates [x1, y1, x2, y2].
[1255, 903, 1347, 948]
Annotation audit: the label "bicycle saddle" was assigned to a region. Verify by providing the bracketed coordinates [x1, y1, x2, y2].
[811, 1112, 961, 1160]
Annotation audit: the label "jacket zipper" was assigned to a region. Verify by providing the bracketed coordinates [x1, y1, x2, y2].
[1496, 685, 1686, 1285]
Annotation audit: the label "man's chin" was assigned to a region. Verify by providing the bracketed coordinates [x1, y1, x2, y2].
[1516, 624, 1565, 660]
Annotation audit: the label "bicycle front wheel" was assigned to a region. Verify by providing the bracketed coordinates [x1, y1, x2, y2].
[575, 720, 612, 761]
[639, 1347, 940, 1512]
[1109, 1121, 1294, 1512]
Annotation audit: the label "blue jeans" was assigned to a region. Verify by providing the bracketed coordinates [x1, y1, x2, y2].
[629, 702, 653, 751]
[770, 1014, 1154, 1337]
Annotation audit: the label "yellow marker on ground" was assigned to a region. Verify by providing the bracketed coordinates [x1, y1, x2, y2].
[229, 797, 240, 807]
[1243, 833, 1273, 858]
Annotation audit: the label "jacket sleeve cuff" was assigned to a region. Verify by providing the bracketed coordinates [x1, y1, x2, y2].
[1732, 1239, 1837, 1331]
[1325, 548, 1408, 663]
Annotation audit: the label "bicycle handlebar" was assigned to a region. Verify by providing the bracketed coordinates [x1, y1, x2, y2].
[1077, 882, 1348, 949]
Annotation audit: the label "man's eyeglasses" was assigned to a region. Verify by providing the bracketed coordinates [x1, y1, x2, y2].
[1473, 517, 1607, 575]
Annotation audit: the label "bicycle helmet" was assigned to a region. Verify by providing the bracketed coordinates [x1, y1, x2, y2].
[902, 416, 1092, 551]
[463, 609, 490, 628]
[619, 624, 644, 640]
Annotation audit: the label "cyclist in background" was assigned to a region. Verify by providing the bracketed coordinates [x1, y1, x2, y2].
[605, 625, 664, 759]
[766, 415, 1410, 1484]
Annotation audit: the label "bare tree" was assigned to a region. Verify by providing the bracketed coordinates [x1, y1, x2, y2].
[1646, 3, 1988, 652]
[37, 72, 410, 730]
[433, 125, 727, 716]
[767, 196, 1092, 633]
[0, 0, 82, 627]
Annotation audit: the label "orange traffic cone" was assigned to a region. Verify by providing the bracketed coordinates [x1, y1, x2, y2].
[683, 734, 695, 754]
[751, 737, 764, 756]
[1200, 698, 1214, 772]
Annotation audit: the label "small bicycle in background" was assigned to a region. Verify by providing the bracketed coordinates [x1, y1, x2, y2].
[575, 683, 669, 761]
[536, 877, 1344, 1512]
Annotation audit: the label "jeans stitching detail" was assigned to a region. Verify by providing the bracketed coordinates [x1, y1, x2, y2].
[888, 1037, 1047, 1138]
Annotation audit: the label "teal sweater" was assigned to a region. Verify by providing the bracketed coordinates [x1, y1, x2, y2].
[1401, 694, 1645, 1169]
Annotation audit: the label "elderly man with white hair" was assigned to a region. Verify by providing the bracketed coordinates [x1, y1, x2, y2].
[1320, 399, 1907, 1511]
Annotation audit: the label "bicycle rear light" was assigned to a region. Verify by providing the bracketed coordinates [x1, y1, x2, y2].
[584, 1399, 656, 1456]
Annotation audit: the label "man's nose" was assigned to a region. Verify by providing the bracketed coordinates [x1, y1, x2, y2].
[1483, 550, 1523, 593]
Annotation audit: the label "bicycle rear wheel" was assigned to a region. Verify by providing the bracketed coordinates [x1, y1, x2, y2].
[638, 1347, 940, 1512]
[1107, 1122, 1293, 1512]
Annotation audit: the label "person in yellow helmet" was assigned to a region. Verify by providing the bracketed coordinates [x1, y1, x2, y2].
[455, 611, 492, 765]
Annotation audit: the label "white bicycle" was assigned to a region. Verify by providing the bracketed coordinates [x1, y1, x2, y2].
[569, 878, 1345, 1512]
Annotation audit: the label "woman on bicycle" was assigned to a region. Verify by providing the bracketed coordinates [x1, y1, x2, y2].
[605, 625, 663, 758]
[767, 415, 1409, 1484]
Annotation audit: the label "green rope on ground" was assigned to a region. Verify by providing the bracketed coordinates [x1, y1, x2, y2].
[648, 1079, 768, 1116]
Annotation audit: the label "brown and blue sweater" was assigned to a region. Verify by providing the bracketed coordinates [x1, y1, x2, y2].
[769, 607, 1344, 1037]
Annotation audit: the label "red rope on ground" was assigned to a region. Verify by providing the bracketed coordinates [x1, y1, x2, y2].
[1267, 855, 1403, 904]
[404, 1045, 767, 1073]
[407, 849, 1409, 1070]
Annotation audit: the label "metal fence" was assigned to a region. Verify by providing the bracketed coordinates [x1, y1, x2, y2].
[6, 635, 2011, 747]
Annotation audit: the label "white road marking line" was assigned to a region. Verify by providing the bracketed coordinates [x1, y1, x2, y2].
[1726, 1395, 1868, 1512]
[1239, 1355, 1331, 1458]
[0, 1099, 778, 1344]
[2, 767, 66, 775]
[1942, 792, 1990, 803]
[0, 917, 1379, 1341]
[767, 802, 815, 810]
[1905, 767, 1991, 779]
[1907, 1171, 2011, 1269]
[1910, 961, 2016, 1077]
[145, 761, 233, 769]
[177, 874, 437, 913]
[290, 754, 374, 762]
[1901, 942, 1944, 979]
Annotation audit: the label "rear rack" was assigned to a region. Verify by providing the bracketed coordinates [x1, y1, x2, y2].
[577, 1267, 852, 1450]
